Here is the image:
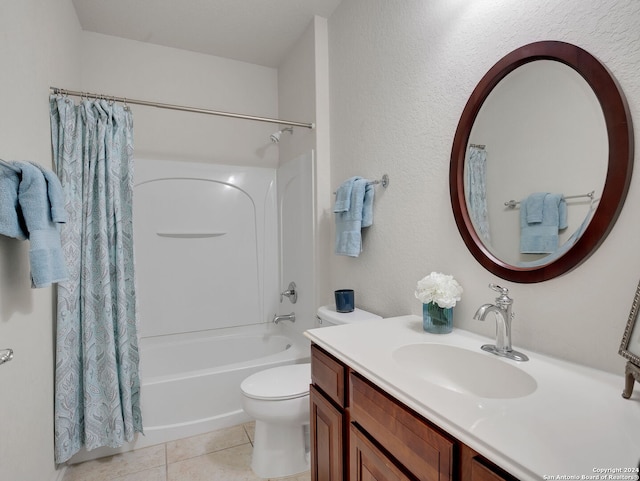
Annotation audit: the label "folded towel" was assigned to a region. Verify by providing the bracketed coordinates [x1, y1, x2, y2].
[524, 192, 547, 224]
[335, 178, 373, 257]
[362, 182, 375, 228]
[517, 203, 594, 267]
[520, 193, 567, 254]
[333, 176, 360, 213]
[28, 161, 67, 223]
[14, 161, 68, 288]
[0, 162, 28, 239]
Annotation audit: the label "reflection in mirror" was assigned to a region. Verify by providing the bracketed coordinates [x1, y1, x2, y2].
[465, 60, 608, 267]
[450, 41, 633, 283]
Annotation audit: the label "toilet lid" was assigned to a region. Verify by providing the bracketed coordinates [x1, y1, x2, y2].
[241, 363, 311, 401]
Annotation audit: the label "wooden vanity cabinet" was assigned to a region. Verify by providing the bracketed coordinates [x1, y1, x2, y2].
[310, 344, 519, 481]
[311, 345, 347, 481]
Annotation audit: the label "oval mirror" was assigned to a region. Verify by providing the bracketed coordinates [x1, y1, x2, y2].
[450, 41, 633, 283]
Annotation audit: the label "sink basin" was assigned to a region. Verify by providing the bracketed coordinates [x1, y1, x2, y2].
[392, 343, 537, 399]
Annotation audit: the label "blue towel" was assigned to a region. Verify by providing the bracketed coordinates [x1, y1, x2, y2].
[518, 203, 594, 267]
[333, 176, 360, 213]
[0, 162, 28, 239]
[524, 192, 547, 224]
[520, 193, 567, 254]
[28, 161, 67, 223]
[335, 178, 373, 257]
[14, 161, 68, 288]
[362, 182, 374, 228]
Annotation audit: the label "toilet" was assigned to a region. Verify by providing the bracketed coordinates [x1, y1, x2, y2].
[240, 304, 382, 478]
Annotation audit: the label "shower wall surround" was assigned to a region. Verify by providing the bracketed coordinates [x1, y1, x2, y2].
[134, 158, 279, 337]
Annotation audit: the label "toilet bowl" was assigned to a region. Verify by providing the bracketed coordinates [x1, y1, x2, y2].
[240, 305, 382, 478]
[241, 363, 311, 478]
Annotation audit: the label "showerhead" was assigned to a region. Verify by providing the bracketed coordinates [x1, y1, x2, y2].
[270, 127, 293, 143]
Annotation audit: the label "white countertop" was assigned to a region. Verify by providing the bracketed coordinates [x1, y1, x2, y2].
[305, 315, 640, 481]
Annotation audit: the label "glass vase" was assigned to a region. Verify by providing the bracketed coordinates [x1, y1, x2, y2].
[422, 302, 453, 334]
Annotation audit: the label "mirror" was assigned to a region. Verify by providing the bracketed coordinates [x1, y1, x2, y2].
[450, 41, 633, 283]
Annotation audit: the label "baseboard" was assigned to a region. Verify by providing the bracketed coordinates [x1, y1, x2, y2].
[51, 466, 67, 481]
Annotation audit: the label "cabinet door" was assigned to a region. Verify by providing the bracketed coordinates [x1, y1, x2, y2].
[350, 425, 412, 481]
[311, 385, 344, 481]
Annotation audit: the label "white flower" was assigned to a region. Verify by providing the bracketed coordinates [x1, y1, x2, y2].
[414, 272, 463, 309]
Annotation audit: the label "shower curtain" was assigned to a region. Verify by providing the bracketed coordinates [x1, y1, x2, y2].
[464, 145, 491, 243]
[49, 95, 142, 463]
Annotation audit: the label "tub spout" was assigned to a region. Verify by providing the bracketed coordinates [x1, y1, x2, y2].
[273, 312, 295, 324]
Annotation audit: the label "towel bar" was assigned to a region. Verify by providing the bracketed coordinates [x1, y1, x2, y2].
[333, 174, 389, 195]
[505, 190, 595, 208]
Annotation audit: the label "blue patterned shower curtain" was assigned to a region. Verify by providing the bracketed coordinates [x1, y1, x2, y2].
[464, 145, 491, 243]
[50, 95, 142, 464]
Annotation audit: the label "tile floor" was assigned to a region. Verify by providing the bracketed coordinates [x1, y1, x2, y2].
[62, 422, 310, 481]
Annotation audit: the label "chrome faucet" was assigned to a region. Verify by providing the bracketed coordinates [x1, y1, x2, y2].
[473, 284, 529, 361]
[273, 312, 296, 324]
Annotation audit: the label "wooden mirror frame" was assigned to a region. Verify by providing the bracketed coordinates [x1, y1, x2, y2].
[450, 41, 633, 283]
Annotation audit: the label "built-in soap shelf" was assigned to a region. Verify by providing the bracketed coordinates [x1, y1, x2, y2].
[156, 232, 226, 239]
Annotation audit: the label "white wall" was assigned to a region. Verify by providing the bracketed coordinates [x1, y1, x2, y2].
[80, 32, 280, 167]
[278, 17, 332, 329]
[327, 0, 640, 374]
[0, 1, 81, 480]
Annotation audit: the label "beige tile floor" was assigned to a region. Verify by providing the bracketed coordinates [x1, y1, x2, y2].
[62, 422, 310, 481]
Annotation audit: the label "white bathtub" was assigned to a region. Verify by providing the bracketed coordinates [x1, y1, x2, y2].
[139, 323, 310, 445]
[69, 323, 310, 463]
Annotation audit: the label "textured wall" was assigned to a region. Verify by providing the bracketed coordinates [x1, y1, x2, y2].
[327, 0, 640, 373]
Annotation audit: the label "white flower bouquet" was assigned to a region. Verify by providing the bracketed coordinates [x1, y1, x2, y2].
[414, 272, 463, 309]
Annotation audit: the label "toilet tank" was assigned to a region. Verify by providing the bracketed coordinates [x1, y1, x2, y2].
[315, 305, 382, 327]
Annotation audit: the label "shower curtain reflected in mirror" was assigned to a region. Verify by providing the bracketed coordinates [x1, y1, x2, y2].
[464, 145, 491, 244]
[49, 95, 142, 463]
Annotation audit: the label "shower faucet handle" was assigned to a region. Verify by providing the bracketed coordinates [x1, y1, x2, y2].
[280, 281, 298, 304]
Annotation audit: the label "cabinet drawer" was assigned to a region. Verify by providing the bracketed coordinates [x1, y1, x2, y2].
[311, 345, 346, 407]
[471, 457, 519, 481]
[349, 372, 454, 481]
[350, 424, 412, 481]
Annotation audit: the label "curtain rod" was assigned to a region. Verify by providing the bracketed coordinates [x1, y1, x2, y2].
[50, 87, 315, 129]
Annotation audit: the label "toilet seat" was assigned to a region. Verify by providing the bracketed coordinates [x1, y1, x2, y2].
[241, 363, 310, 401]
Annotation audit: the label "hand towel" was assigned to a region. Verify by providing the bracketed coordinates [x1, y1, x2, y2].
[333, 176, 360, 213]
[0, 162, 28, 239]
[14, 161, 68, 288]
[335, 178, 373, 257]
[517, 202, 593, 268]
[523, 192, 547, 224]
[361, 182, 375, 228]
[520, 193, 567, 254]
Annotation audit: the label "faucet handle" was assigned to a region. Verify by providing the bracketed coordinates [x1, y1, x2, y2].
[280, 281, 298, 304]
[489, 283, 508, 295]
[489, 284, 512, 304]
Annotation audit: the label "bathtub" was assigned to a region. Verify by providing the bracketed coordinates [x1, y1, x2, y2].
[69, 323, 310, 463]
[138, 323, 310, 446]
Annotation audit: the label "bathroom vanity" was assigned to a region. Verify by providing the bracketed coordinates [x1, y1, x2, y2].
[306, 316, 640, 481]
